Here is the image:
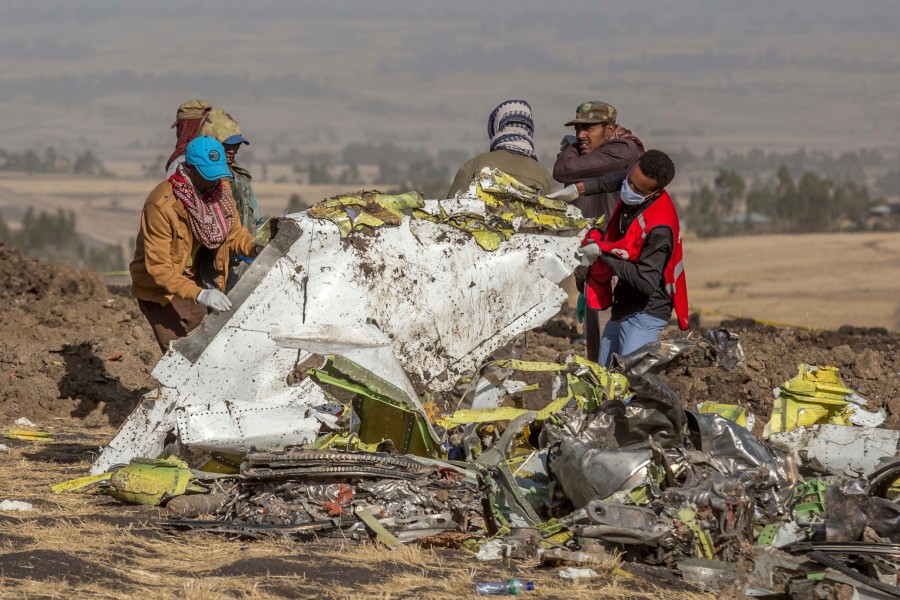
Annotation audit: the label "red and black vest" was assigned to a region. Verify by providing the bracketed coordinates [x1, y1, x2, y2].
[581, 191, 689, 330]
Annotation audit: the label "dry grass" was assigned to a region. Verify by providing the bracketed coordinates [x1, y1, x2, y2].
[0, 421, 712, 599]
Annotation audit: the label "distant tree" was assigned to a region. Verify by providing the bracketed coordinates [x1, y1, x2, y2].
[401, 158, 450, 198]
[794, 171, 834, 232]
[285, 193, 305, 213]
[378, 161, 402, 184]
[684, 184, 721, 237]
[713, 168, 746, 216]
[11, 207, 85, 265]
[0, 211, 10, 244]
[22, 150, 42, 173]
[338, 163, 361, 185]
[834, 180, 877, 228]
[876, 169, 900, 198]
[307, 163, 332, 184]
[746, 186, 778, 229]
[43, 146, 58, 172]
[86, 244, 125, 273]
[73, 150, 107, 176]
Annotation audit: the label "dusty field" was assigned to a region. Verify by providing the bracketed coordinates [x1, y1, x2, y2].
[684, 231, 900, 331]
[0, 172, 364, 252]
[0, 237, 898, 598]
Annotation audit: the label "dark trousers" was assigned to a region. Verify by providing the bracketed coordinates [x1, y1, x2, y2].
[138, 297, 209, 352]
[584, 308, 611, 364]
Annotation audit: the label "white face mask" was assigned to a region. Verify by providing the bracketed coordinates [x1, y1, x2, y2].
[620, 178, 648, 206]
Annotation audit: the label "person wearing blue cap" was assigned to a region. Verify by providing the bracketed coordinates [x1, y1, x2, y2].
[130, 135, 261, 351]
[198, 109, 266, 289]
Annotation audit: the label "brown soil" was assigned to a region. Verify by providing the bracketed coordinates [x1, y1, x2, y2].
[0, 244, 159, 428]
[523, 307, 900, 431]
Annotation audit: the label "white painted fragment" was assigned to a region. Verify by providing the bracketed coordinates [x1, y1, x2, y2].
[848, 406, 887, 428]
[0, 500, 33, 512]
[768, 424, 900, 476]
[176, 400, 320, 454]
[558, 568, 599, 580]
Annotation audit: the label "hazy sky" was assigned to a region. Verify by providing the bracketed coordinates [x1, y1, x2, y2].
[1, 0, 899, 160]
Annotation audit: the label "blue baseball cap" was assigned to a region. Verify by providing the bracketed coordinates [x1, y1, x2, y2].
[223, 134, 250, 146]
[185, 136, 232, 181]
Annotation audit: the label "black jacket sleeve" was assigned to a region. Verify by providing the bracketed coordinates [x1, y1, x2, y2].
[600, 226, 673, 297]
[582, 169, 627, 196]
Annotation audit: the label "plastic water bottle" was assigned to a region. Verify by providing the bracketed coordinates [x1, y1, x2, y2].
[474, 579, 535, 595]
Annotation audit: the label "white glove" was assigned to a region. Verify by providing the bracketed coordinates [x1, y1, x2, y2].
[547, 185, 581, 202]
[576, 242, 601, 266]
[197, 289, 232, 312]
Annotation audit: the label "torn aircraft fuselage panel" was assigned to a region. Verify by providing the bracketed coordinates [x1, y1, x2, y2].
[92, 200, 581, 473]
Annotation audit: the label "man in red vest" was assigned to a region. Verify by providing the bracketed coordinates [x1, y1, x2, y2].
[576, 149, 689, 366]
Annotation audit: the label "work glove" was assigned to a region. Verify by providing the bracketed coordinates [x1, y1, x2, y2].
[575, 241, 601, 267]
[197, 289, 232, 312]
[560, 135, 577, 150]
[547, 185, 581, 202]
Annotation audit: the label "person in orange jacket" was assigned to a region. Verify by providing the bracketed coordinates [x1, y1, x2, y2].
[130, 136, 259, 351]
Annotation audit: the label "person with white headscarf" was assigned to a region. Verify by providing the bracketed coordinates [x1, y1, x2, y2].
[446, 99, 552, 198]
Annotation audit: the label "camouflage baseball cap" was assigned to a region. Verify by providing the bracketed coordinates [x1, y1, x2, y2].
[198, 109, 250, 145]
[564, 101, 617, 126]
[170, 99, 213, 128]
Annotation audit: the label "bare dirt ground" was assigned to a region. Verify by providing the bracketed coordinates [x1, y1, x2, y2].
[527, 308, 900, 432]
[0, 244, 898, 598]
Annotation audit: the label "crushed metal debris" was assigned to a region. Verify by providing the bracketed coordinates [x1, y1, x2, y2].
[53, 172, 900, 597]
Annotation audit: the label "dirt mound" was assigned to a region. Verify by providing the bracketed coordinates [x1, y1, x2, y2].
[0, 244, 159, 427]
[524, 307, 900, 430]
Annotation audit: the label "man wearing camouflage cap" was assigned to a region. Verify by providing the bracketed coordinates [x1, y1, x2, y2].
[551, 101, 644, 221]
[550, 101, 644, 364]
[198, 109, 266, 289]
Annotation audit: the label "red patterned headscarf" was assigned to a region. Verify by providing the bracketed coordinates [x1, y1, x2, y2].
[165, 110, 211, 170]
[168, 164, 236, 249]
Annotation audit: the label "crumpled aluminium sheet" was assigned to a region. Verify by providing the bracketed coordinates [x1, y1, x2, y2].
[550, 442, 651, 509]
[93, 202, 580, 473]
[687, 412, 798, 511]
[548, 338, 797, 517]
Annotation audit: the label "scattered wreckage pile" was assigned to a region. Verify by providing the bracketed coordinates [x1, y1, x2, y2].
[51, 170, 900, 597]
